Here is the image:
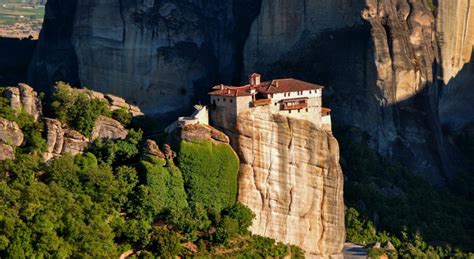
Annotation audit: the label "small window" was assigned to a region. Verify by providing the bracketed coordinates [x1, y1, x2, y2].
[230, 99, 233, 103]
[223, 98, 226, 102]
[306, 108, 308, 112]
[309, 91, 312, 94]
[288, 92, 291, 97]
[298, 109, 300, 113]
[289, 110, 291, 114]
[275, 102, 277, 106]
[217, 98, 220, 102]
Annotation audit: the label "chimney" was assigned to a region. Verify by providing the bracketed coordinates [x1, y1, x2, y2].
[249, 73, 261, 86]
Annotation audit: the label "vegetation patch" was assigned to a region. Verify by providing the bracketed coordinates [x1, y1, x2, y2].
[177, 140, 240, 212]
[50, 82, 110, 137]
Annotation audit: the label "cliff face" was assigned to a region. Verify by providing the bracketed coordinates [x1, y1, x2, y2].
[242, 0, 465, 183]
[29, 0, 259, 116]
[213, 107, 345, 256]
[29, 0, 473, 181]
[436, 1, 474, 130]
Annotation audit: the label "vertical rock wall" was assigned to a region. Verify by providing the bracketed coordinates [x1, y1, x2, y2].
[214, 107, 345, 256]
[242, 0, 461, 183]
[436, 1, 474, 130]
[29, 0, 261, 116]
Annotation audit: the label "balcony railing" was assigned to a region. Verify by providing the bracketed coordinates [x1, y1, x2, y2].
[252, 98, 272, 107]
[281, 100, 308, 110]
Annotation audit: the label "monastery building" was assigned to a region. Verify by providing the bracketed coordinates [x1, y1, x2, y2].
[208, 73, 332, 130]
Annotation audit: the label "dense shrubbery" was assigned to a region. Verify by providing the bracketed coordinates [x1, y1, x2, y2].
[336, 127, 474, 256]
[0, 84, 301, 257]
[177, 140, 240, 211]
[50, 82, 110, 137]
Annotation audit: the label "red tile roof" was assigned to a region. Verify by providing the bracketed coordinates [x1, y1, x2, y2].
[209, 77, 323, 97]
[258, 79, 323, 94]
[209, 86, 252, 97]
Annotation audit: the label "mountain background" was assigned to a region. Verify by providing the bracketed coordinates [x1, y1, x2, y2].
[24, 0, 474, 186]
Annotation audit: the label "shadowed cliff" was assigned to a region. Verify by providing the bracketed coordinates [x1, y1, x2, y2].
[27, 0, 474, 184]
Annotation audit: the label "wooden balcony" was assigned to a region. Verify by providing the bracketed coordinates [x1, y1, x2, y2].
[281, 98, 308, 110]
[252, 98, 272, 107]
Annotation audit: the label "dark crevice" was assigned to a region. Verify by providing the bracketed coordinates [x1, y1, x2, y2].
[231, 0, 263, 84]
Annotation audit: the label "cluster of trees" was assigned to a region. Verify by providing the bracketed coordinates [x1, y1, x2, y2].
[335, 127, 474, 257]
[0, 83, 303, 257]
[50, 82, 132, 137]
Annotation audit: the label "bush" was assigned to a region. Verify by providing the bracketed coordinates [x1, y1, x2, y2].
[130, 158, 188, 220]
[177, 140, 239, 212]
[112, 107, 132, 126]
[87, 129, 143, 166]
[149, 227, 182, 257]
[50, 82, 110, 137]
[221, 203, 255, 235]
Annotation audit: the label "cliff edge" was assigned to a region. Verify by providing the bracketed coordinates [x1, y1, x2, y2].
[213, 106, 345, 256]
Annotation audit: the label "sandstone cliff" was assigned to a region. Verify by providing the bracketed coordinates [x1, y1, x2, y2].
[242, 0, 464, 183]
[436, 1, 474, 130]
[29, 0, 260, 116]
[29, 0, 474, 182]
[212, 107, 345, 257]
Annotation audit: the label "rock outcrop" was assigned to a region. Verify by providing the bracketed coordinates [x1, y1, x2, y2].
[3, 83, 42, 120]
[212, 107, 345, 257]
[0, 117, 24, 161]
[57, 83, 144, 117]
[43, 118, 89, 161]
[0, 117, 24, 147]
[43, 116, 129, 161]
[142, 139, 165, 159]
[175, 124, 230, 144]
[0, 143, 15, 161]
[91, 116, 128, 141]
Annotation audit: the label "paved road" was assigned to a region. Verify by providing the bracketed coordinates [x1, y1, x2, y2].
[343, 243, 368, 259]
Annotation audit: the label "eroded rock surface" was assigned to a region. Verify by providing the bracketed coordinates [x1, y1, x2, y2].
[44, 115, 128, 161]
[0, 117, 24, 147]
[91, 116, 129, 141]
[28, 0, 474, 182]
[142, 139, 165, 159]
[213, 107, 345, 257]
[3, 83, 42, 120]
[0, 143, 15, 161]
[43, 118, 90, 161]
[242, 0, 461, 183]
[29, 0, 261, 116]
[437, 1, 474, 130]
[176, 124, 229, 144]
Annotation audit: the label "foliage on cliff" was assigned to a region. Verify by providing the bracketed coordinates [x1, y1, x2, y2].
[176, 140, 239, 211]
[336, 128, 474, 256]
[0, 86, 302, 257]
[50, 82, 110, 137]
[0, 93, 46, 153]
